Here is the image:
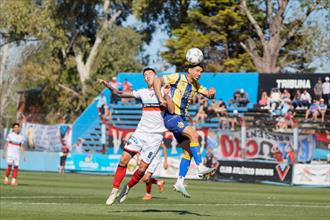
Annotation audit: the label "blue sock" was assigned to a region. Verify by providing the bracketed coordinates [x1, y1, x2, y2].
[190, 142, 202, 165]
[179, 157, 191, 177]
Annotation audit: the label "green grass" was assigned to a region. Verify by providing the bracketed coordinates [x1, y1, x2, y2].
[0, 171, 329, 220]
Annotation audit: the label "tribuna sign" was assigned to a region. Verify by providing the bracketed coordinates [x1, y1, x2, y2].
[276, 79, 311, 89]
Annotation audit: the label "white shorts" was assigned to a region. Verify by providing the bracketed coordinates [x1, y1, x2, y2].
[146, 149, 162, 174]
[124, 131, 163, 164]
[7, 147, 20, 166]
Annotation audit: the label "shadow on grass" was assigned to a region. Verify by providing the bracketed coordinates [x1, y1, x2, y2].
[109, 209, 211, 216]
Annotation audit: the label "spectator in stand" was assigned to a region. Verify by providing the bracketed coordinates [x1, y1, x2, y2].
[108, 76, 122, 104]
[322, 77, 330, 106]
[205, 100, 219, 121]
[300, 89, 312, 108]
[202, 148, 219, 179]
[319, 98, 327, 123]
[271, 145, 283, 162]
[229, 90, 241, 107]
[122, 78, 133, 105]
[305, 99, 320, 121]
[281, 89, 291, 102]
[269, 88, 281, 112]
[259, 91, 270, 109]
[292, 90, 303, 109]
[195, 104, 207, 124]
[217, 100, 228, 129]
[228, 110, 244, 131]
[74, 138, 85, 153]
[314, 78, 323, 100]
[238, 89, 249, 107]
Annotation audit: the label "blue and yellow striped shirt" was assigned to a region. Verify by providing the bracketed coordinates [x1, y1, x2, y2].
[163, 73, 207, 117]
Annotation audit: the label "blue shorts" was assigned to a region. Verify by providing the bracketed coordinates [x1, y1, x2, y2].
[164, 112, 190, 143]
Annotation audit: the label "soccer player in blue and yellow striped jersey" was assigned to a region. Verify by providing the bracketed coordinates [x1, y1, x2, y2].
[153, 63, 216, 198]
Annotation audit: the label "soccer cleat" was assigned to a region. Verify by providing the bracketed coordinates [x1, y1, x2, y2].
[105, 188, 119, 206]
[11, 178, 17, 186]
[143, 193, 152, 201]
[118, 184, 130, 203]
[173, 183, 191, 198]
[3, 177, 9, 185]
[197, 165, 216, 177]
[158, 180, 165, 193]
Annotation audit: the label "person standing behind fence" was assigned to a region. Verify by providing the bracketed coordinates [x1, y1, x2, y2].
[59, 144, 70, 174]
[122, 78, 133, 105]
[314, 78, 323, 100]
[2, 123, 25, 186]
[322, 77, 330, 106]
[109, 77, 122, 104]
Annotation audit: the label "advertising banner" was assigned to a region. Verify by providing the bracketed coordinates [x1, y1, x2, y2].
[65, 153, 120, 173]
[215, 160, 292, 184]
[20, 123, 72, 152]
[211, 128, 315, 162]
[293, 164, 330, 186]
[258, 73, 327, 99]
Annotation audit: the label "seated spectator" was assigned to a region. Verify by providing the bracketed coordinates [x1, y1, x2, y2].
[272, 99, 292, 116]
[314, 78, 323, 100]
[259, 91, 270, 109]
[300, 89, 312, 108]
[269, 88, 281, 111]
[74, 138, 85, 153]
[292, 90, 303, 109]
[238, 89, 249, 107]
[228, 110, 244, 131]
[275, 109, 295, 131]
[305, 99, 320, 121]
[195, 105, 207, 124]
[122, 78, 133, 105]
[206, 100, 218, 121]
[319, 98, 327, 123]
[281, 89, 291, 102]
[229, 90, 241, 107]
[202, 148, 219, 179]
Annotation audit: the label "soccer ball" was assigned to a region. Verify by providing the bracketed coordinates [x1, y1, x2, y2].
[186, 48, 204, 65]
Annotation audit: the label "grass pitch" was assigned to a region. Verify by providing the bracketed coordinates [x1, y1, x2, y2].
[0, 171, 329, 220]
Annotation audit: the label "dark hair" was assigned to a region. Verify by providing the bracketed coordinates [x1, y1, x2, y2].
[12, 122, 20, 128]
[187, 63, 205, 70]
[143, 67, 156, 74]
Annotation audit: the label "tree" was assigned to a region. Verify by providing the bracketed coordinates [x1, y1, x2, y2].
[160, 0, 256, 72]
[239, 0, 329, 73]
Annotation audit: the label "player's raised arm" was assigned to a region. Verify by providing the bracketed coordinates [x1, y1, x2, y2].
[97, 79, 135, 98]
[163, 84, 174, 114]
[199, 86, 216, 99]
[153, 76, 166, 106]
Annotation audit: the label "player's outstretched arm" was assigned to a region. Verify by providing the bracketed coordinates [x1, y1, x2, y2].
[154, 77, 166, 106]
[97, 79, 135, 98]
[200, 87, 216, 99]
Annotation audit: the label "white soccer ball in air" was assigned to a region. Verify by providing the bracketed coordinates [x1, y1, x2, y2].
[186, 48, 204, 65]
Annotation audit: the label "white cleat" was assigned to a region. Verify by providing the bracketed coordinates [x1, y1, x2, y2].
[173, 183, 191, 198]
[197, 165, 216, 177]
[106, 188, 118, 206]
[118, 184, 130, 203]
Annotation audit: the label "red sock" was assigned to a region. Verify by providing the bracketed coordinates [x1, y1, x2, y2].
[146, 182, 152, 193]
[113, 165, 127, 189]
[150, 178, 158, 185]
[127, 170, 144, 188]
[13, 166, 18, 179]
[5, 164, 12, 177]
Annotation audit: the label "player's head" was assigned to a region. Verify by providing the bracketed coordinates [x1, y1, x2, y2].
[143, 67, 157, 88]
[187, 63, 204, 81]
[12, 122, 20, 133]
